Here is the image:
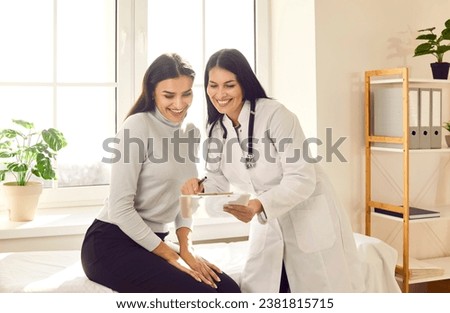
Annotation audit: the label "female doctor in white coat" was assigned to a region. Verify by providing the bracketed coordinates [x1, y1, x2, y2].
[182, 49, 364, 292]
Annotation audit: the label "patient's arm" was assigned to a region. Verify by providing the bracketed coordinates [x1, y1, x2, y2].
[152, 240, 201, 283]
[176, 226, 221, 288]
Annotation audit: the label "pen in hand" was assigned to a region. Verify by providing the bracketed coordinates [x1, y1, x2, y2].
[198, 176, 207, 185]
[196, 176, 207, 193]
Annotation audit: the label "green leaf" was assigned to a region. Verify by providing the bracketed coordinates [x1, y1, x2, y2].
[414, 43, 434, 55]
[416, 33, 437, 41]
[0, 129, 23, 139]
[0, 151, 15, 158]
[35, 155, 55, 180]
[0, 170, 6, 181]
[445, 19, 450, 29]
[31, 142, 48, 153]
[6, 162, 28, 173]
[12, 119, 34, 129]
[436, 45, 450, 54]
[42, 128, 67, 151]
[21, 146, 39, 162]
[0, 141, 12, 149]
[442, 28, 450, 40]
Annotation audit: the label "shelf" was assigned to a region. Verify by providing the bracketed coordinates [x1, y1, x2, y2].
[365, 67, 450, 292]
[404, 256, 450, 284]
[371, 147, 450, 153]
[372, 211, 450, 223]
[371, 78, 450, 85]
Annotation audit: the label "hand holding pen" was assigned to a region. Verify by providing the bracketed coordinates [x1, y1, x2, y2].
[194, 176, 233, 195]
[180, 176, 207, 195]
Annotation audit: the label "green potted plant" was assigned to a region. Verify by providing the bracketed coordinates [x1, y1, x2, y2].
[0, 119, 67, 221]
[413, 18, 450, 79]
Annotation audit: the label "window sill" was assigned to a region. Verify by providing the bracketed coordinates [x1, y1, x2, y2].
[0, 206, 100, 240]
[0, 206, 250, 243]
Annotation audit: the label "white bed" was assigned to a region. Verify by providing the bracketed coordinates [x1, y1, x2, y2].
[0, 233, 401, 293]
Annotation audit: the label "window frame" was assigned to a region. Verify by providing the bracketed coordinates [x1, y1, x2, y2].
[0, 0, 270, 211]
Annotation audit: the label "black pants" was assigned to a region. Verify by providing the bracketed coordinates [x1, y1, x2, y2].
[279, 262, 290, 293]
[81, 219, 241, 293]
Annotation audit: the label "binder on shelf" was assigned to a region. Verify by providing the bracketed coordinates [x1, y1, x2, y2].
[372, 87, 402, 148]
[372, 87, 421, 149]
[430, 89, 442, 149]
[374, 206, 440, 220]
[419, 88, 431, 149]
[409, 88, 420, 149]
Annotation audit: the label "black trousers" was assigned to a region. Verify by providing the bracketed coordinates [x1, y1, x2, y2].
[279, 262, 290, 293]
[81, 219, 241, 293]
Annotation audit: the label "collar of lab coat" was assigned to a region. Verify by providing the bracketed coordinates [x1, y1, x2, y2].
[222, 100, 251, 133]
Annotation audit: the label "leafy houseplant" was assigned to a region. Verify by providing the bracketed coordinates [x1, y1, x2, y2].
[413, 19, 450, 79]
[0, 119, 67, 221]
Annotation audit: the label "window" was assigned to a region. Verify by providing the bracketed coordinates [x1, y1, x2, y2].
[146, 0, 255, 169]
[0, 0, 116, 192]
[0, 0, 259, 209]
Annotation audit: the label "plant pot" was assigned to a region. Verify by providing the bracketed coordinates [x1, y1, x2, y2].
[430, 62, 450, 80]
[446, 135, 450, 148]
[2, 181, 43, 222]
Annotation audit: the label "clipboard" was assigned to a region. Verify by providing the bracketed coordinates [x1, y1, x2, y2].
[180, 193, 250, 218]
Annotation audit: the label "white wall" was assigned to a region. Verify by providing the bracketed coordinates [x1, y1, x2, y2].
[270, 0, 450, 232]
[270, 0, 317, 140]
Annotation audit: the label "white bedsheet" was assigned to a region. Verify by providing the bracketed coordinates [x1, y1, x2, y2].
[353, 233, 401, 292]
[0, 233, 400, 293]
[0, 241, 248, 293]
[0, 250, 113, 293]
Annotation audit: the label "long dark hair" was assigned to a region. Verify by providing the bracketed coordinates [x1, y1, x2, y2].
[127, 53, 195, 118]
[204, 49, 268, 125]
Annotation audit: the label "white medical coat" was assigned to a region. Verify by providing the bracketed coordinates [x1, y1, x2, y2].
[203, 99, 364, 292]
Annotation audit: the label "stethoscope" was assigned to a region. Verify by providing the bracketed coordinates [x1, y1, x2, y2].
[205, 100, 256, 172]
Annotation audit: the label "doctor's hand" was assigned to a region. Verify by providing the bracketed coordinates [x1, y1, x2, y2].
[224, 199, 263, 223]
[180, 178, 204, 195]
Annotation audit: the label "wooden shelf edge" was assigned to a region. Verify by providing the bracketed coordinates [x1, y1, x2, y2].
[371, 78, 450, 85]
[370, 147, 450, 153]
[396, 256, 450, 284]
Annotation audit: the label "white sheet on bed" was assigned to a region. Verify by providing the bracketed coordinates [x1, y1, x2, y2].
[0, 242, 248, 293]
[353, 233, 401, 292]
[0, 234, 400, 293]
[0, 250, 113, 293]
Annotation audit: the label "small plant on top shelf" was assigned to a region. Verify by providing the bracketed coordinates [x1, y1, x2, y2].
[413, 18, 450, 79]
[443, 121, 450, 131]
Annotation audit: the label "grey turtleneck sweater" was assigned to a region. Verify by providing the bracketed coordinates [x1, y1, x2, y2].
[97, 109, 199, 252]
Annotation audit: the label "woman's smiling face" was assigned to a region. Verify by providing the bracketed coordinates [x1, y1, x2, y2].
[206, 66, 244, 124]
[153, 75, 194, 123]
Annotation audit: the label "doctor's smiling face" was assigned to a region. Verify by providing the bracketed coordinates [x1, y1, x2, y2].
[153, 75, 194, 123]
[206, 66, 244, 124]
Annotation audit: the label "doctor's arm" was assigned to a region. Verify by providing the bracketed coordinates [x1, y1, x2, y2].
[225, 107, 316, 224]
[256, 107, 317, 220]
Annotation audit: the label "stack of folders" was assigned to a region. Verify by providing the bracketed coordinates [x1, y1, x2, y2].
[372, 87, 442, 149]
